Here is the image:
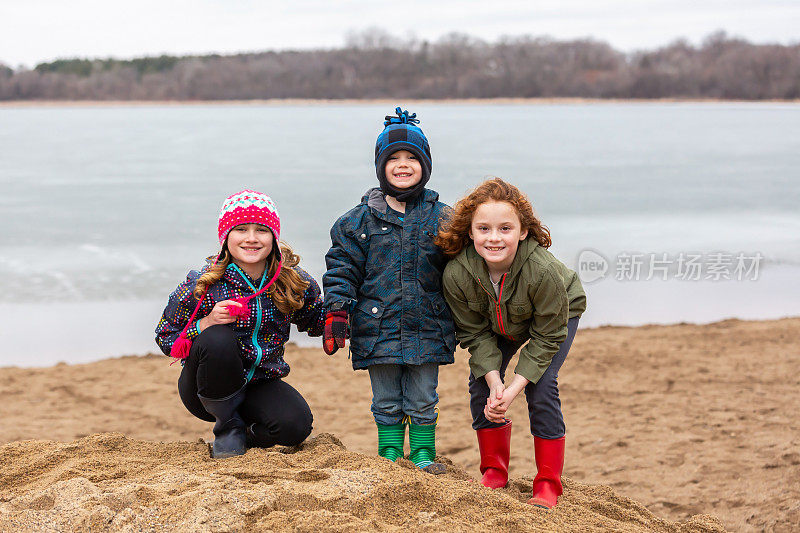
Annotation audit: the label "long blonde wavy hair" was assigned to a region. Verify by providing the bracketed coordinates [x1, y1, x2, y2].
[193, 242, 309, 316]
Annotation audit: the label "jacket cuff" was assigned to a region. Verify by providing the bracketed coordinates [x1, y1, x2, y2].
[186, 321, 202, 339]
[514, 344, 552, 384]
[326, 298, 355, 313]
[468, 352, 503, 380]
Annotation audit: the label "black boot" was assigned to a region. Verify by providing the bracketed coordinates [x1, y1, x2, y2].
[198, 384, 247, 459]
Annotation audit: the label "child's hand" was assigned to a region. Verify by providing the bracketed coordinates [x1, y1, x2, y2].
[485, 392, 514, 423]
[488, 381, 505, 407]
[483, 371, 507, 423]
[198, 300, 242, 330]
[323, 310, 349, 355]
[484, 374, 530, 423]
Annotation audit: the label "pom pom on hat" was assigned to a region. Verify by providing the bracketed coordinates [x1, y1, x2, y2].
[374, 107, 432, 202]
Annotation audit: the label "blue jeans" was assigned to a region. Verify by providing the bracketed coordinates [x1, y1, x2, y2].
[367, 363, 439, 425]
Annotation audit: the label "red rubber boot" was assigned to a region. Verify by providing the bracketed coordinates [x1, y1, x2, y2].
[476, 421, 512, 488]
[528, 436, 565, 509]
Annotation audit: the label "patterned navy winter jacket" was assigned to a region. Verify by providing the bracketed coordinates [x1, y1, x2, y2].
[323, 187, 456, 369]
[156, 262, 324, 381]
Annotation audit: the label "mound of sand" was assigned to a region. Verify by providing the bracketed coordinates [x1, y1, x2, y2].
[3, 317, 799, 530]
[0, 432, 723, 532]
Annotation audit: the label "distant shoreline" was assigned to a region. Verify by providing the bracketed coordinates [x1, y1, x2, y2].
[2, 97, 800, 109]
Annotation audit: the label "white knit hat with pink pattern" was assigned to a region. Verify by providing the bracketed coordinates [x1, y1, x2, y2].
[217, 190, 280, 245]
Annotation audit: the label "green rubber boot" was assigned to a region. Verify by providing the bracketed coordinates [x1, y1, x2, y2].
[377, 422, 405, 462]
[408, 422, 446, 475]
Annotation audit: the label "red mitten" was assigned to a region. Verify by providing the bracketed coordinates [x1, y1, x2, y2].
[323, 310, 349, 355]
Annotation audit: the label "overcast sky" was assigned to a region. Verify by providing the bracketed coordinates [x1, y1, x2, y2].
[2, 0, 798, 68]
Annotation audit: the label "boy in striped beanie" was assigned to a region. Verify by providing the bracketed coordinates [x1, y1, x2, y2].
[323, 109, 456, 473]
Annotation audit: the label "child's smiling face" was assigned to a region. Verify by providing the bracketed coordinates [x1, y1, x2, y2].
[384, 150, 422, 190]
[226, 223, 274, 270]
[469, 201, 528, 271]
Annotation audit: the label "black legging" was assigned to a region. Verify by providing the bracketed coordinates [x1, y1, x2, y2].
[178, 324, 313, 447]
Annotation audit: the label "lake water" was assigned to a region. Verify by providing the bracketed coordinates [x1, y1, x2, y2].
[1, 102, 799, 367]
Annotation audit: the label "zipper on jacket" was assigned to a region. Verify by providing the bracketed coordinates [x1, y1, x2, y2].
[245, 291, 264, 382]
[497, 273, 514, 341]
[477, 273, 514, 341]
[231, 264, 266, 382]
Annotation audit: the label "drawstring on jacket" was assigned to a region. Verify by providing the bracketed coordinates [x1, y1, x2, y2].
[169, 261, 283, 361]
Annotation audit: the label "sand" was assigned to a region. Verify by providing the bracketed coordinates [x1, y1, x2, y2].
[1, 317, 798, 532]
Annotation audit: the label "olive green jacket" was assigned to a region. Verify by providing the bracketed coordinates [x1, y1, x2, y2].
[442, 238, 586, 384]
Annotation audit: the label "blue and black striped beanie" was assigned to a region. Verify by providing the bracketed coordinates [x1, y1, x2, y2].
[375, 107, 432, 202]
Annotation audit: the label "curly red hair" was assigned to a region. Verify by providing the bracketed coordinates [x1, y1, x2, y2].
[435, 178, 552, 258]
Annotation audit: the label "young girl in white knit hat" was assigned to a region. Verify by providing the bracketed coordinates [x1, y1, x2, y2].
[156, 190, 325, 458]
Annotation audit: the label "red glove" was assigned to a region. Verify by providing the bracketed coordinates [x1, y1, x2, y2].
[323, 310, 349, 355]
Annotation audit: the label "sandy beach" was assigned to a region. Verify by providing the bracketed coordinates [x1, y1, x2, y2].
[2, 317, 798, 531]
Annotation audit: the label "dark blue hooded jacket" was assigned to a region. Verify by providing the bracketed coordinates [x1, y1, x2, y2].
[323, 187, 456, 369]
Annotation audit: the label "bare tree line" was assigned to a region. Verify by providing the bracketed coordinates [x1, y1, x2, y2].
[1, 30, 798, 101]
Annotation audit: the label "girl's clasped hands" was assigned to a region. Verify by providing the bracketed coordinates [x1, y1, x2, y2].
[483, 370, 530, 423]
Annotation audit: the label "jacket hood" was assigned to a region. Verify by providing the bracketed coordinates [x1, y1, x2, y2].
[360, 187, 440, 212]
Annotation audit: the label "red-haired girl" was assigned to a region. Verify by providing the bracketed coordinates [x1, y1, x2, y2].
[436, 178, 586, 509]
